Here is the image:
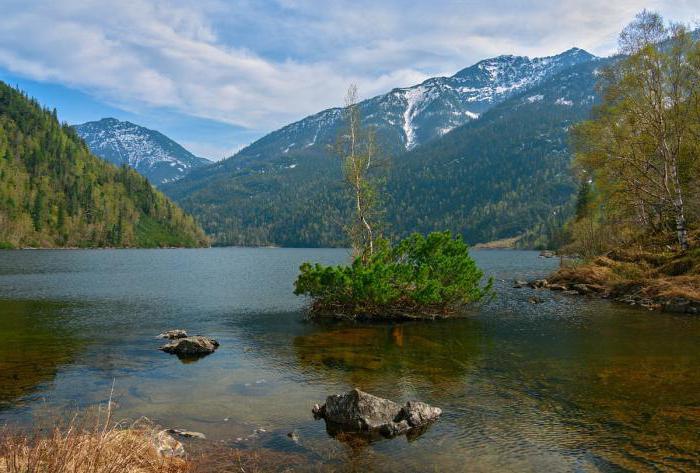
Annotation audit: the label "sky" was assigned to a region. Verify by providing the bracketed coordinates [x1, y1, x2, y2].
[1, 1, 698, 161]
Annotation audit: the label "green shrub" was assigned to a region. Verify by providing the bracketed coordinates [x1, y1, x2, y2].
[294, 231, 493, 319]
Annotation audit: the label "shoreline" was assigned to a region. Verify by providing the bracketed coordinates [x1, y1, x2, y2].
[538, 250, 700, 315]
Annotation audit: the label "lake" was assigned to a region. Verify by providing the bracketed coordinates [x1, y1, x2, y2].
[0, 248, 698, 472]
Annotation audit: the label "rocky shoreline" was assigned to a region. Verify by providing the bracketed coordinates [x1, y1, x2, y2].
[524, 275, 700, 315]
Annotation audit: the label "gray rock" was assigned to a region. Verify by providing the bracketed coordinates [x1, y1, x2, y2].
[663, 297, 692, 314]
[528, 296, 544, 304]
[160, 336, 219, 356]
[513, 280, 528, 288]
[539, 251, 556, 258]
[312, 388, 441, 439]
[152, 430, 185, 458]
[573, 284, 592, 295]
[166, 428, 206, 439]
[158, 329, 188, 339]
[529, 279, 549, 289]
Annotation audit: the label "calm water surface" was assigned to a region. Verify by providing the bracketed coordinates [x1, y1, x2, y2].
[0, 248, 698, 472]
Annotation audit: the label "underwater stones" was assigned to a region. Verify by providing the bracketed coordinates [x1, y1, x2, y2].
[312, 388, 441, 439]
[159, 336, 219, 356]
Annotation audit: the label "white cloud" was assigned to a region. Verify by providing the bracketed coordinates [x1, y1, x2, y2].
[0, 0, 696, 138]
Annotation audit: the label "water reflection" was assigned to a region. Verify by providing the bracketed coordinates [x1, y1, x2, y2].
[0, 300, 84, 410]
[0, 249, 697, 471]
[292, 320, 485, 396]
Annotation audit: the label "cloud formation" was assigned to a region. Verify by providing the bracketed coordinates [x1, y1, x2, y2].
[0, 0, 697, 139]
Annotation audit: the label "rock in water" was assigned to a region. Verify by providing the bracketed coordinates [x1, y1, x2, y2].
[152, 430, 185, 458]
[158, 329, 188, 339]
[166, 428, 207, 439]
[159, 336, 219, 356]
[313, 388, 441, 439]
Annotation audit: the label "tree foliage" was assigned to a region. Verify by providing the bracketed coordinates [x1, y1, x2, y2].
[0, 81, 208, 248]
[294, 231, 492, 319]
[568, 12, 700, 255]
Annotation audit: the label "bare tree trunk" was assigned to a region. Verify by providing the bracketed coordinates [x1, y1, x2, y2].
[668, 159, 689, 250]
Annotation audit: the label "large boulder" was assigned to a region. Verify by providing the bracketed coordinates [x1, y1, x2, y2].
[159, 336, 219, 357]
[312, 388, 441, 439]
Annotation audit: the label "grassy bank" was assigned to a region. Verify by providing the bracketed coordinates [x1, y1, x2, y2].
[0, 423, 189, 473]
[548, 243, 700, 313]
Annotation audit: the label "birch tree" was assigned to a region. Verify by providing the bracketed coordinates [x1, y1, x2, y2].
[572, 11, 699, 250]
[337, 85, 382, 262]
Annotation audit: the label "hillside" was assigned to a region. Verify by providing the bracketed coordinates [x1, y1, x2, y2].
[75, 118, 211, 185]
[385, 58, 613, 247]
[0, 82, 209, 248]
[165, 53, 608, 247]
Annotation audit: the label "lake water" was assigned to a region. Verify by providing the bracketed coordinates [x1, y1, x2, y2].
[0, 248, 698, 472]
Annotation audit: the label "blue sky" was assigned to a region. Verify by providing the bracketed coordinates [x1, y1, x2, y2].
[1, 1, 697, 160]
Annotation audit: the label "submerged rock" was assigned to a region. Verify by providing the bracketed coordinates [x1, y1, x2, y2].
[312, 388, 441, 440]
[528, 296, 544, 304]
[158, 329, 188, 339]
[153, 430, 185, 458]
[166, 428, 206, 439]
[512, 280, 528, 288]
[159, 336, 219, 356]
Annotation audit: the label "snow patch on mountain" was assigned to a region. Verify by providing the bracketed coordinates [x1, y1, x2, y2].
[402, 86, 429, 150]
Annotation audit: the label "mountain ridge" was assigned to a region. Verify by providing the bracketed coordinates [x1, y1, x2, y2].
[0, 82, 208, 248]
[75, 117, 210, 185]
[164, 48, 605, 247]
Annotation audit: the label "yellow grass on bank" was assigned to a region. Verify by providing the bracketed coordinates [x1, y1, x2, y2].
[0, 398, 191, 473]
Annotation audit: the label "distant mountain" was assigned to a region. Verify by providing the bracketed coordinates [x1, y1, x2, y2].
[164, 48, 603, 247]
[188, 48, 595, 178]
[75, 118, 210, 185]
[0, 82, 208, 248]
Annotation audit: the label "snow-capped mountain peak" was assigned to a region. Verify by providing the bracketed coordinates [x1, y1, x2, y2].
[75, 118, 211, 185]
[218, 46, 597, 165]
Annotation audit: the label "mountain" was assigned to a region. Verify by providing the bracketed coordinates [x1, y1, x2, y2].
[164, 48, 603, 247]
[185, 47, 595, 177]
[0, 82, 209, 248]
[74, 118, 211, 185]
[385, 58, 613, 248]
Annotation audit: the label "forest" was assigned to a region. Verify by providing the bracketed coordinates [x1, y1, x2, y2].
[0, 81, 208, 248]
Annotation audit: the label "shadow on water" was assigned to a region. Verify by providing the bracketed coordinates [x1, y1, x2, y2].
[0, 300, 85, 411]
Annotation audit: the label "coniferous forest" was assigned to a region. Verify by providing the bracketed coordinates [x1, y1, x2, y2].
[0, 81, 208, 248]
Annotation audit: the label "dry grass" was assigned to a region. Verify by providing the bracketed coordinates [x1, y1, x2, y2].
[550, 242, 700, 303]
[0, 397, 191, 473]
[642, 275, 700, 301]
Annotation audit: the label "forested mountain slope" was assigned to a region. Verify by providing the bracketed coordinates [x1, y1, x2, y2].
[0, 82, 208, 248]
[385, 58, 614, 247]
[75, 118, 210, 185]
[165, 54, 609, 247]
